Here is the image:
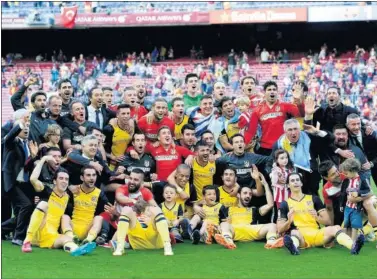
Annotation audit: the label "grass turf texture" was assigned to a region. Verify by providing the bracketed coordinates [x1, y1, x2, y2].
[2, 240, 377, 279]
[3, 181, 377, 279]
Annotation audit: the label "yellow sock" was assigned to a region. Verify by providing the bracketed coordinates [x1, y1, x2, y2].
[154, 213, 171, 244]
[266, 232, 277, 245]
[336, 231, 353, 250]
[63, 241, 79, 253]
[63, 229, 74, 238]
[291, 235, 300, 248]
[373, 226, 377, 237]
[363, 223, 373, 235]
[85, 229, 98, 242]
[24, 208, 45, 243]
[117, 215, 130, 251]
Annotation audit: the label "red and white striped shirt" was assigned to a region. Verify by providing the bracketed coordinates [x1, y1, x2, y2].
[346, 176, 360, 209]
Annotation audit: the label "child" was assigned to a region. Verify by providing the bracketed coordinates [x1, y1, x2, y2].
[160, 184, 189, 243]
[270, 149, 295, 208]
[39, 124, 63, 157]
[340, 158, 371, 242]
[189, 185, 228, 245]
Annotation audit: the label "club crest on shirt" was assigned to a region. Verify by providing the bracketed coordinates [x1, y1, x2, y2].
[244, 161, 250, 168]
[275, 105, 280, 112]
[144, 160, 150, 167]
[171, 149, 176, 155]
[209, 167, 215, 173]
[306, 201, 313, 207]
[91, 196, 97, 202]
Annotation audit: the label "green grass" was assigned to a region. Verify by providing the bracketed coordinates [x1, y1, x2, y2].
[3, 181, 377, 279]
[2, 240, 377, 279]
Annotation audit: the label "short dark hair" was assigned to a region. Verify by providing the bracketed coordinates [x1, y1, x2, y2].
[263, 80, 278, 91]
[201, 130, 214, 137]
[293, 81, 308, 93]
[58, 79, 72, 90]
[185, 73, 199, 84]
[237, 185, 252, 194]
[46, 147, 62, 154]
[171, 97, 184, 107]
[219, 96, 233, 109]
[333, 124, 347, 133]
[157, 125, 171, 136]
[163, 184, 177, 193]
[240, 76, 256, 86]
[69, 100, 84, 113]
[229, 133, 244, 144]
[194, 140, 209, 151]
[130, 168, 145, 180]
[31, 91, 47, 103]
[117, 103, 131, 112]
[318, 160, 336, 178]
[132, 131, 146, 142]
[202, 185, 219, 200]
[223, 166, 236, 176]
[102, 87, 113, 92]
[86, 126, 102, 135]
[53, 167, 69, 180]
[327, 86, 340, 95]
[200, 95, 213, 103]
[287, 172, 303, 184]
[181, 124, 195, 135]
[88, 87, 103, 99]
[81, 165, 97, 176]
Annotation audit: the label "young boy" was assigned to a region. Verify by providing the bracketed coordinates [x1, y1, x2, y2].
[160, 184, 190, 243]
[340, 158, 372, 241]
[189, 185, 228, 245]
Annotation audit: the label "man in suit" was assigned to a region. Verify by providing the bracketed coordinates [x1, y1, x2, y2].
[1, 115, 38, 245]
[346, 113, 377, 184]
[86, 87, 116, 130]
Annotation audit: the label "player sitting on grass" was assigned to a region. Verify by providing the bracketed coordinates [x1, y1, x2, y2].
[215, 175, 281, 250]
[160, 184, 190, 243]
[339, 158, 372, 242]
[277, 173, 365, 255]
[22, 168, 96, 256]
[61, 166, 109, 245]
[189, 185, 228, 245]
[112, 199, 174, 256]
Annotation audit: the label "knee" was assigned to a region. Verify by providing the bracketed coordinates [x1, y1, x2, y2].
[363, 196, 375, 210]
[148, 206, 162, 216]
[267, 223, 277, 231]
[290, 229, 300, 237]
[36, 200, 48, 212]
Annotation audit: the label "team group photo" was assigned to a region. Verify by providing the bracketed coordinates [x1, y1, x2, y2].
[1, 1, 377, 279]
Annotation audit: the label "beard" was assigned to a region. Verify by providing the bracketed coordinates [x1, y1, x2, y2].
[129, 184, 141, 193]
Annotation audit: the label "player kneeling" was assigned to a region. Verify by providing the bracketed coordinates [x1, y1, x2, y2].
[277, 173, 365, 256]
[60, 166, 108, 245]
[160, 184, 190, 242]
[189, 185, 228, 245]
[112, 200, 174, 256]
[215, 182, 281, 250]
[21, 168, 96, 256]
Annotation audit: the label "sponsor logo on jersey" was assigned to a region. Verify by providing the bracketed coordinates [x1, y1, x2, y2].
[155, 155, 178, 160]
[260, 112, 283, 121]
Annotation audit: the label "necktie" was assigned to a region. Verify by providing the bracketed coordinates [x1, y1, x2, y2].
[290, 142, 297, 147]
[95, 110, 100, 127]
[23, 140, 30, 182]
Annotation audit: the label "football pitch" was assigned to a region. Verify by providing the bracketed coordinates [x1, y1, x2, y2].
[2, 240, 377, 279]
[3, 181, 377, 279]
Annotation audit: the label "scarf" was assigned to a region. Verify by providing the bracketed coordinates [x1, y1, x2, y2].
[277, 131, 311, 172]
[186, 106, 216, 139]
[209, 110, 241, 154]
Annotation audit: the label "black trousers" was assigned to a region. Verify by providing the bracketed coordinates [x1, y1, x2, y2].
[371, 164, 377, 187]
[297, 168, 321, 196]
[2, 183, 34, 240]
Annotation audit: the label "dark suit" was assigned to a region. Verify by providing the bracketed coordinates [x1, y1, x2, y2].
[66, 104, 116, 129]
[1, 124, 35, 240]
[348, 128, 377, 184]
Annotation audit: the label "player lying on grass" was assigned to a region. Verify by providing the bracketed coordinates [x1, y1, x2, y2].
[112, 199, 174, 256]
[22, 168, 96, 256]
[60, 166, 108, 245]
[277, 173, 365, 255]
[215, 178, 282, 250]
[189, 185, 228, 245]
[160, 184, 190, 242]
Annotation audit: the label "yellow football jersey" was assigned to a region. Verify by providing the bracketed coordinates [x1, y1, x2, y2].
[278, 195, 326, 229]
[202, 203, 227, 225]
[160, 202, 183, 228]
[224, 122, 240, 139]
[176, 182, 191, 211]
[72, 186, 105, 227]
[111, 123, 132, 157]
[45, 191, 70, 231]
[228, 206, 257, 226]
[218, 186, 238, 208]
[192, 159, 216, 200]
[174, 115, 189, 140]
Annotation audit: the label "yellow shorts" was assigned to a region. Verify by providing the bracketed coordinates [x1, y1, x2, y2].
[299, 227, 326, 248]
[32, 224, 60, 248]
[233, 224, 264, 242]
[128, 220, 164, 250]
[72, 222, 91, 240]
